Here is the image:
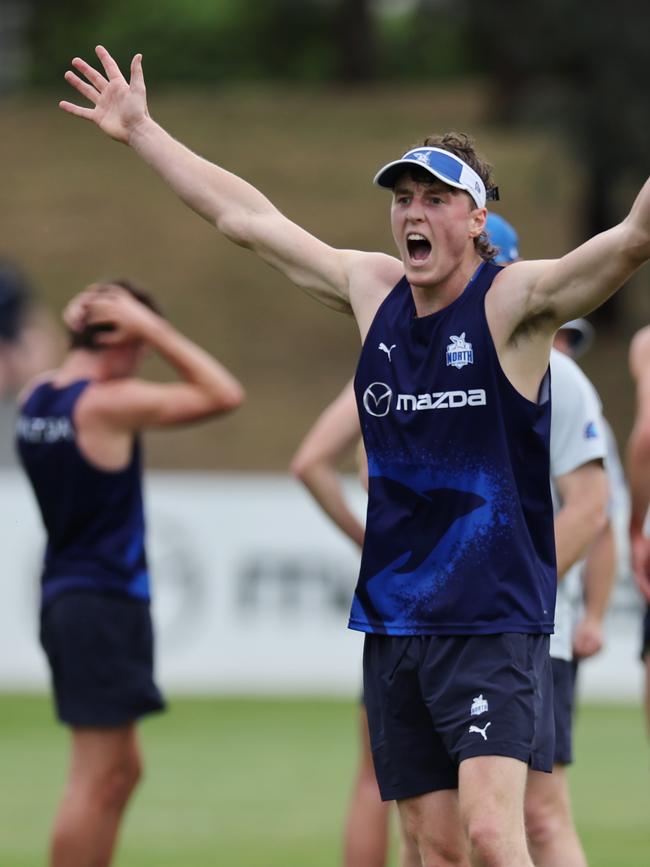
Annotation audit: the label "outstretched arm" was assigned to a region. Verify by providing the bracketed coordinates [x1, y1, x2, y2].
[59, 47, 400, 317]
[491, 179, 650, 354]
[75, 286, 245, 429]
[290, 380, 365, 548]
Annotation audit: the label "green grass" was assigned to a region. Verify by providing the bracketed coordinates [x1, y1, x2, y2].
[0, 695, 648, 865]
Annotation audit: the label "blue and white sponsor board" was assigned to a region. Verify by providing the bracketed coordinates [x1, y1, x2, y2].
[0, 469, 645, 699]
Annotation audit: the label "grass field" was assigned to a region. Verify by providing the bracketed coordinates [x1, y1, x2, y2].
[1, 695, 648, 866]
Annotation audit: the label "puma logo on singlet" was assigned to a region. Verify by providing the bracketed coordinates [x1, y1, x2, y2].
[378, 342, 396, 362]
[469, 722, 491, 741]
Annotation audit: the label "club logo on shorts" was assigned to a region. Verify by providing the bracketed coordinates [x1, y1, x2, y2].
[363, 382, 393, 417]
[584, 420, 598, 440]
[446, 333, 474, 369]
[469, 722, 491, 741]
[470, 694, 489, 716]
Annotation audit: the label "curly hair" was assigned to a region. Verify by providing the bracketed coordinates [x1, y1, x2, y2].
[417, 132, 499, 262]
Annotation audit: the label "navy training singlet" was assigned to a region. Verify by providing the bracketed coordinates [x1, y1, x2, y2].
[351, 261, 556, 636]
[16, 380, 150, 607]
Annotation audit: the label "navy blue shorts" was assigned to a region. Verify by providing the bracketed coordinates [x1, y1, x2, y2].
[363, 633, 554, 801]
[551, 657, 577, 765]
[642, 606, 650, 660]
[40, 592, 166, 727]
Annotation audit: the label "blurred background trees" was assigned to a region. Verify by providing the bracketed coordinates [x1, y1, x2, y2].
[466, 0, 650, 323]
[18, 0, 648, 301]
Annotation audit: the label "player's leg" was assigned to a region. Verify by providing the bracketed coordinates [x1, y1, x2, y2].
[644, 656, 650, 741]
[363, 634, 468, 867]
[343, 704, 391, 867]
[51, 724, 142, 867]
[524, 656, 586, 866]
[525, 768, 586, 867]
[458, 755, 532, 867]
[399, 831, 423, 867]
[41, 594, 165, 867]
[398, 790, 468, 867]
[420, 634, 554, 867]
[643, 651, 650, 738]
[636, 606, 650, 739]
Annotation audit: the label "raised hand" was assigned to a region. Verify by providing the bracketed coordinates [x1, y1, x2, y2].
[59, 45, 148, 144]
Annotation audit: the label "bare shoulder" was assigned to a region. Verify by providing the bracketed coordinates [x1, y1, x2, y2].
[342, 250, 403, 340]
[15, 370, 57, 408]
[488, 259, 553, 303]
[486, 259, 558, 341]
[75, 378, 143, 423]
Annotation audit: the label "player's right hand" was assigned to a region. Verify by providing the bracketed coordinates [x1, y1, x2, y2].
[59, 46, 148, 145]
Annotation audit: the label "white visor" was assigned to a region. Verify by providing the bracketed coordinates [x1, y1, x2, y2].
[373, 146, 489, 209]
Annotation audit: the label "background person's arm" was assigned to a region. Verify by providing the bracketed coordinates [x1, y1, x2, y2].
[290, 381, 365, 548]
[77, 288, 245, 429]
[554, 461, 609, 580]
[572, 521, 616, 659]
[627, 327, 650, 601]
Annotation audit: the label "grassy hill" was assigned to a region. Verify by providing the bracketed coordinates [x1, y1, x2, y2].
[1, 81, 645, 469]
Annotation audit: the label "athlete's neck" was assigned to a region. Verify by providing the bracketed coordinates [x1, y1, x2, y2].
[409, 256, 483, 318]
[51, 350, 107, 386]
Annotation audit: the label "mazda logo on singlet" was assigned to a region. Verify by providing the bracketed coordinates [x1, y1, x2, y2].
[363, 382, 393, 417]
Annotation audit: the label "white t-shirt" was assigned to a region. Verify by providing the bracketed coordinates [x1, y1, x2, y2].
[549, 349, 607, 660]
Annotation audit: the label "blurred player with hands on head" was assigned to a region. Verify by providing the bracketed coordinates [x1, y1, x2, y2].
[60, 46, 650, 867]
[16, 280, 244, 867]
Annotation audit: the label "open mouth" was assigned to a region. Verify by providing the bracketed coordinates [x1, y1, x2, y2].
[406, 233, 432, 262]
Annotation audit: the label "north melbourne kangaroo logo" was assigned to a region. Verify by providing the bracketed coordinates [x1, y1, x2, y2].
[470, 694, 489, 717]
[469, 722, 491, 741]
[446, 333, 474, 369]
[378, 342, 396, 362]
[411, 149, 432, 165]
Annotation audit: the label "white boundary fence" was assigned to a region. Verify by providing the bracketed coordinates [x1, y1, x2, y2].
[0, 469, 645, 700]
